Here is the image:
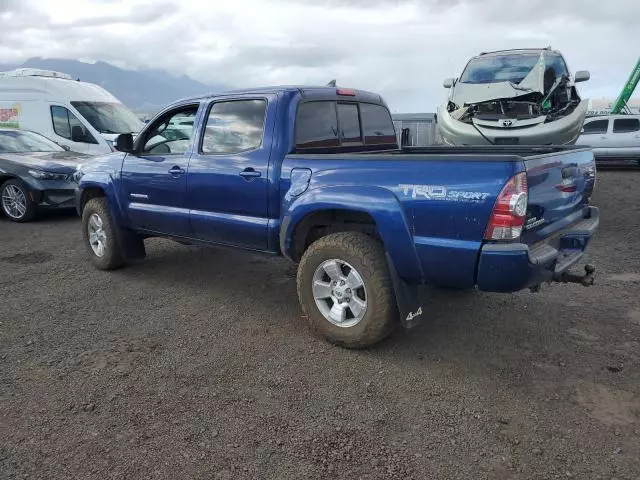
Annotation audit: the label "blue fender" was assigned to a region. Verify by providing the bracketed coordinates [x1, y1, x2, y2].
[281, 185, 424, 284]
[77, 155, 145, 261]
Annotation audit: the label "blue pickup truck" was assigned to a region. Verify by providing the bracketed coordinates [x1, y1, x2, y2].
[75, 86, 599, 348]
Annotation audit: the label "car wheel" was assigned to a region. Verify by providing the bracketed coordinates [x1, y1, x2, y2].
[81, 197, 125, 270]
[1, 179, 36, 222]
[297, 232, 398, 348]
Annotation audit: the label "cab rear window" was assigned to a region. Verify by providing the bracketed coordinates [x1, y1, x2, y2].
[295, 101, 396, 151]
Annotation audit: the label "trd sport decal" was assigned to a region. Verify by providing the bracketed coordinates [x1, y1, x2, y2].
[399, 184, 491, 202]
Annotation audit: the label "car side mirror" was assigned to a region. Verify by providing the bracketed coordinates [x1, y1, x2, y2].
[443, 78, 454, 88]
[71, 126, 89, 143]
[574, 70, 590, 83]
[113, 133, 134, 153]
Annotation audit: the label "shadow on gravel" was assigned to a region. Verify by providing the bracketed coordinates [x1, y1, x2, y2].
[112, 240, 576, 375]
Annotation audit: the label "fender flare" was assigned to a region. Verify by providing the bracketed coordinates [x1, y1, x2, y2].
[77, 175, 145, 261]
[281, 185, 424, 284]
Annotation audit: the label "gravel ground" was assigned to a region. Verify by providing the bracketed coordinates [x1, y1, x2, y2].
[1, 171, 639, 480]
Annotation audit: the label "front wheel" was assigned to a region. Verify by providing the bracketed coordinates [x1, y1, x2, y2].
[81, 197, 125, 270]
[1, 179, 36, 222]
[297, 232, 398, 348]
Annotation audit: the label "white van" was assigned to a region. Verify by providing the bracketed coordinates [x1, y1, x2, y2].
[0, 68, 144, 154]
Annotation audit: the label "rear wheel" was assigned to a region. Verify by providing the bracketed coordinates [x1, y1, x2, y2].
[297, 232, 398, 348]
[81, 197, 125, 270]
[1, 179, 36, 222]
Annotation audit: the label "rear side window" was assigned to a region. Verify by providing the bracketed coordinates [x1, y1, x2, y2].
[612, 118, 640, 133]
[582, 119, 608, 135]
[201, 99, 266, 154]
[296, 101, 396, 150]
[296, 102, 339, 149]
[359, 103, 397, 145]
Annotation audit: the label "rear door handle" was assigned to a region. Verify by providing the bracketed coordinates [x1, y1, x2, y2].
[239, 168, 261, 179]
[169, 166, 185, 175]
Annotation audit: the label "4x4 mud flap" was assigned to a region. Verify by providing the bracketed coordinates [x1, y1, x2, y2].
[386, 253, 425, 329]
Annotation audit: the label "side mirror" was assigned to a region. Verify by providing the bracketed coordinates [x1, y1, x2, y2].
[443, 78, 454, 88]
[71, 125, 88, 143]
[113, 133, 134, 153]
[574, 70, 590, 83]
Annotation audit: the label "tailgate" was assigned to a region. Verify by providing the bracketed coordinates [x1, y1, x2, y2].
[521, 148, 596, 245]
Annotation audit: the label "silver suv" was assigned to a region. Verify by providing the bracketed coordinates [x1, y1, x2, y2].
[576, 115, 640, 165]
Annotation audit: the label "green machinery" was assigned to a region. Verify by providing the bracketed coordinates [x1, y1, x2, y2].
[611, 57, 640, 114]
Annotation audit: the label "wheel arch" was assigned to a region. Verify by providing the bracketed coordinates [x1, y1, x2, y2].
[78, 186, 106, 215]
[0, 173, 20, 186]
[281, 185, 424, 284]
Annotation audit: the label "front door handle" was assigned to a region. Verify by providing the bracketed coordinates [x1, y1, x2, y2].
[239, 168, 261, 179]
[169, 166, 185, 175]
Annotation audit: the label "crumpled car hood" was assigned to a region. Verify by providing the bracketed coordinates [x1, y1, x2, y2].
[451, 53, 546, 105]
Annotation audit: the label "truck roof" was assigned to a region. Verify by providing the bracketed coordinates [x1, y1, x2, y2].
[169, 86, 385, 107]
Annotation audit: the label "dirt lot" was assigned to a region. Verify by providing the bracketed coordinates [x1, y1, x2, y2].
[1, 171, 639, 480]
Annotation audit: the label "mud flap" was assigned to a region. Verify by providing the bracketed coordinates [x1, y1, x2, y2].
[113, 224, 146, 262]
[386, 253, 425, 329]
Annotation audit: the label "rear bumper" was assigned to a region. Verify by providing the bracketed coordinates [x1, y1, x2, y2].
[476, 206, 599, 292]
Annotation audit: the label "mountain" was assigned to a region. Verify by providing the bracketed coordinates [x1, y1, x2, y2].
[4, 58, 227, 113]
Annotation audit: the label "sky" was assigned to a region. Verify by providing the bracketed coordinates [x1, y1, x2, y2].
[1, 0, 638, 112]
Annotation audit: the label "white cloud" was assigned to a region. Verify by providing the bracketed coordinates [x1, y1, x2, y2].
[1, 0, 638, 111]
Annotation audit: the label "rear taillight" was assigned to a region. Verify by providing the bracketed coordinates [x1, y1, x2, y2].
[484, 172, 528, 241]
[336, 88, 356, 96]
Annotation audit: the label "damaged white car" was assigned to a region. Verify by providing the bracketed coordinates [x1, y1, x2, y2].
[437, 48, 590, 145]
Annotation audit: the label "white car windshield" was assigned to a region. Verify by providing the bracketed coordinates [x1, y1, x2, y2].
[0, 130, 64, 153]
[460, 53, 568, 85]
[71, 101, 143, 135]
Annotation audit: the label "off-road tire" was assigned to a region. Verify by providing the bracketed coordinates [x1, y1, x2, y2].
[297, 232, 398, 348]
[1, 179, 36, 222]
[81, 197, 125, 270]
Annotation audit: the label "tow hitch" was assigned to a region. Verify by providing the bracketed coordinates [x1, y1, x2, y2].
[553, 264, 596, 287]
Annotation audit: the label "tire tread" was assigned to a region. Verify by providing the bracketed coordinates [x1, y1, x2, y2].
[81, 197, 125, 270]
[297, 232, 397, 348]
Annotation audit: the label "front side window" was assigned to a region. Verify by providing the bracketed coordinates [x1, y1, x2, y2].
[0, 130, 63, 153]
[71, 101, 143, 135]
[50, 106, 98, 144]
[613, 118, 640, 133]
[141, 106, 199, 155]
[582, 119, 609, 135]
[201, 99, 266, 154]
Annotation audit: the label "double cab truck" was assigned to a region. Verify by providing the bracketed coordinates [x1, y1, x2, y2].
[75, 86, 599, 348]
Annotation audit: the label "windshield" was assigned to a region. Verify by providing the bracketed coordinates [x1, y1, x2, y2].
[71, 101, 143, 135]
[460, 53, 568, 85]
[0, 130, 64, 153]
